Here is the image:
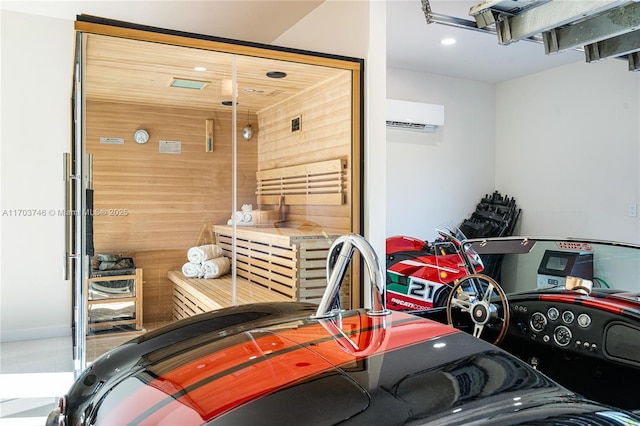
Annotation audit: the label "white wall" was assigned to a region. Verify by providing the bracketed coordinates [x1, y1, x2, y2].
[386, 68, 496, 242]
[386, 61, 640, 245]
[495, 60, 640, 243]
[1, 11, 74, 341]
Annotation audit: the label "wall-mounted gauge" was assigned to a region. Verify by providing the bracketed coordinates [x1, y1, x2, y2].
[133, 129, 149, 144]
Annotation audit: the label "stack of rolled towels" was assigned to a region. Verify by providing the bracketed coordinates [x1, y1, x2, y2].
[226, 204, 254, 226]
[182, 244, 230, 279]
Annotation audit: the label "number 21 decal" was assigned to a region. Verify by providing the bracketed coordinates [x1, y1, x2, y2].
[408, 278, 443, 302]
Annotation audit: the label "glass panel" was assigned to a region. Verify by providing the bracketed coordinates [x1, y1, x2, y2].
[82, 34, 237, 361]
[487, 240, 640, 294]
[78, 30, 359, 366]
[230, 54, 354, 309]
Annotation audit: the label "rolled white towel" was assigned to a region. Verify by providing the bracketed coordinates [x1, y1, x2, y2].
[242, 211, 253, 223]
[234, 211, 243, 223]
[182, 262, 204, 278]
[187, 244, 224, 263]
[202, 257, 231, 279]
[227, 218, 254, 226]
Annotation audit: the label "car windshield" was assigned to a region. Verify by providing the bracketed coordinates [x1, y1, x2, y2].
[465, 237, 640, 296]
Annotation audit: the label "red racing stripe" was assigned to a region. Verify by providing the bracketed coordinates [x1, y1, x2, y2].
[115, 312, 457, 424]
[538, 294, 625, 315]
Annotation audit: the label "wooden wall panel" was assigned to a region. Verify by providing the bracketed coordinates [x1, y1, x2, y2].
[133, 249, 184, 323]
[257, 72, 352, 233]
[86, 101, 258, 322]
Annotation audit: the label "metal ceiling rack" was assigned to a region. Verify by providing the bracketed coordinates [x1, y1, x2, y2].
[422, 0, 640, 71]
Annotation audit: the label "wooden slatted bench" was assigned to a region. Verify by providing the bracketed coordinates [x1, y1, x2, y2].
[214, 225, 350, 306]
[168, 270, 291, 320]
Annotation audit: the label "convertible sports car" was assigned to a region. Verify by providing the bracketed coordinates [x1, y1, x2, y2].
[48, 234, 640, 425]
[450, 236, 640, 411]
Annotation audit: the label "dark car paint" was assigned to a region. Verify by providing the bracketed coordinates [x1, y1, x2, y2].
[494, 287, 640, 410]
[57, 302, 640, 425]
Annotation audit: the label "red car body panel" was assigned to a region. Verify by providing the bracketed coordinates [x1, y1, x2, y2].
[92, 311, 458, 424]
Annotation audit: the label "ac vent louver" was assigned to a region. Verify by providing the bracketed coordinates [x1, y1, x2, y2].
[386, 99, 445, 133]
[386, 121, 439, 132]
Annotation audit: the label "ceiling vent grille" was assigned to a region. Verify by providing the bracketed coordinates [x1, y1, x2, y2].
[170, 78, 209, 90]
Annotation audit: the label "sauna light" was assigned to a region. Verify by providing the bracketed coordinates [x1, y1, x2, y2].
[266, 71, 287, 79]
[194, 66, 207, 72]
[170, 78, 209, 90]
[242, 109, 253, 141]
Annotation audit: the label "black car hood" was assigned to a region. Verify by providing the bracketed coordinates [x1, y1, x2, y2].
[63, 302, 640, 425]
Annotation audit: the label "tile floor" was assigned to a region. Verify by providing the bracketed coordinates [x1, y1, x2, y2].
[0, 324, 162, 425]
[0, 336, 74, 425]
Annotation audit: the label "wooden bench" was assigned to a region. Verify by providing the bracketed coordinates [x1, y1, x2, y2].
[214, 225, 350, 306]
[168, 270, 291, 320]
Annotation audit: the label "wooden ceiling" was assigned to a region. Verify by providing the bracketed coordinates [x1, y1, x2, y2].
[85, 33, 347, 114]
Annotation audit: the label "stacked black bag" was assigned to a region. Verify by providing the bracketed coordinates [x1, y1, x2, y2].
[459, 191, 520, 239]
[459, 191, 521, 280]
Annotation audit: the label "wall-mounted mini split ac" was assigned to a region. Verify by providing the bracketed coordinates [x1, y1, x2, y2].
[386, 99, 445, 133]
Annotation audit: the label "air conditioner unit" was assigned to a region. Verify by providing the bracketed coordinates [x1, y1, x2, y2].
[386, 99, 445, 133]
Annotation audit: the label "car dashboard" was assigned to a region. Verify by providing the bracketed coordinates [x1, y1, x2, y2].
[508, 295, 640, 367]
[501, 291, 640, 409]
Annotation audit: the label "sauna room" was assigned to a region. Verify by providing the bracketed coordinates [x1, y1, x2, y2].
[77, 18, 363, 356]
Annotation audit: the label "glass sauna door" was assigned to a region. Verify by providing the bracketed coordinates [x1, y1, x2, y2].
[70, 16, 363, 374]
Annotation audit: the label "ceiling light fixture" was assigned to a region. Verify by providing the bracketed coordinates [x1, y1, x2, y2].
[170, 78, 209, 90]
[194, 66, 207, 72]
[242, 109, 253, 141]
[266, 71, 287, 79]
[441, 38, 456, 46]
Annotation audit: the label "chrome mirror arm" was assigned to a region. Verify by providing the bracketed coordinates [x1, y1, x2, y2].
[314, 234, 390, 319]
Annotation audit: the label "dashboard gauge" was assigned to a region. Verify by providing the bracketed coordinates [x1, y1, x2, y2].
[554, 325, 573, 347]
[547, 307, 559, 321]
[562, 310, 575, 324]
[530, 312, 548, 332]
[577, 313, 592, 328]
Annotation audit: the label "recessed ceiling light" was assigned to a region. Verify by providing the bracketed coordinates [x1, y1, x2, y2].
[194, 66, 207, 72]
[266, 71, 287, 79]
[441, 38, 456, 46]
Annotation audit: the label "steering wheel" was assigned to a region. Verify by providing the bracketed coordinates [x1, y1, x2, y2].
[446, 274, 510, 345]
